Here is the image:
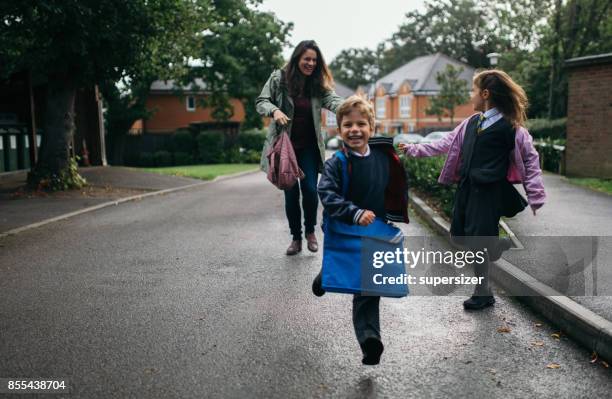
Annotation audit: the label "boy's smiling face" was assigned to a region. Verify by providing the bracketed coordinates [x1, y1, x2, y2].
[339, 109, 373, 155]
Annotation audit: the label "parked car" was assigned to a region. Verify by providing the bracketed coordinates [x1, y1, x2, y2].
[423, 131, 451, 143]
[326, 137, 341, 149]
[393, 133, 423, 145]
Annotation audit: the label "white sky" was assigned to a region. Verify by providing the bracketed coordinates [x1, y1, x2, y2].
[259, 0, 426, 62]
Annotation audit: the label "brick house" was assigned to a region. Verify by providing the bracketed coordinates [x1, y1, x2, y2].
[565, 53, 612, 178]
[131, 79, 246, 136]
[357, 53, 475, 134]
[320, 81, 355, 137]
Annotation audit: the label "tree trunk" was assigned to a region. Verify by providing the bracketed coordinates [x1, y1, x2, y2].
[548, 0, 562, 119]
[28, 75, 84, 190]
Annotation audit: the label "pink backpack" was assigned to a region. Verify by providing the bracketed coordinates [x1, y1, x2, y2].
[266, 131, 305, 190]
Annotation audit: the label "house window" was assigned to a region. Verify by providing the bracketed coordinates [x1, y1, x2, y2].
[399, 95, 411, 118]
[186, 96, 196, 112]
[376, 98, 386, 119]
[326, 110, 337, 127]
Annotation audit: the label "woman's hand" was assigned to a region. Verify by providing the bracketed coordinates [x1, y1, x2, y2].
[358, 210, 376, 226]
[273, 110, 290, 126]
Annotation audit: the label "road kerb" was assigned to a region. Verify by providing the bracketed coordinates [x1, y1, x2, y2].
[0, 168, 260, 239]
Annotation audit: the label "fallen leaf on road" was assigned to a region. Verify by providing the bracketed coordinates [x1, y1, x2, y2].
[551, 332, 561, 339]
[534, 323, 542, 328]
[531, 341, 545, 347]
[546, 363, 561, 369]
[602, 361, 609, 368]
[497, 326, 512, 333]
[590, 352, 598, 364]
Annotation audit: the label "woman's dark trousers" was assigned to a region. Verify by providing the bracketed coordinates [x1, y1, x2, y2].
[284, 145, 320, 240]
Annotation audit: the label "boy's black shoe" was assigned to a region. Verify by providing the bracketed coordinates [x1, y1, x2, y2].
[361, 337, 384, 365]
[463, 295, 495, 310]
[489, 238, 513, 262]
[312, 272, 325, 297]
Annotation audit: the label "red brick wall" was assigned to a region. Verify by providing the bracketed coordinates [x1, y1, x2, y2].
[566, 63, 612, 178]
[143, 94, 245, 134]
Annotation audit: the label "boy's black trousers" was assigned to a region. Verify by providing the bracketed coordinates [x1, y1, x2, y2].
[353, 295, 381, 347]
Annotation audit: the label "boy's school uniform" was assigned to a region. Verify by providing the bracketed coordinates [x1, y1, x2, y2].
[317, 137, 410, 298]
[403, 113, 546, 211]
[318, 136, 410, 225]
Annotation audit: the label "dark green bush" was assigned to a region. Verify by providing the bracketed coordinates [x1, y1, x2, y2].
[223, 147, 242, 163]
[173, 129, 196, 154]
[197, 131, 225, 164]
[138, 152, 155, 167]
[534, 138, 565, 174]
[402, 153, 456, 218]
[241, 149, 262, 164]
[153, 150, 173, 166]
[526, 118, 566, 140]
[173, 152, 194, 166]
[239, 130, 266, 151]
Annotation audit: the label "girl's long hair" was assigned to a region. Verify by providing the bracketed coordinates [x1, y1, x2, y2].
[283, 40, 334, 98]
[473, 69, 528, 127]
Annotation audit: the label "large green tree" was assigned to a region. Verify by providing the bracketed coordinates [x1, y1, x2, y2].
[426, 65, 470, 125]
[0, 0, 205, 189]
[187, 0, 292, 129]
[329, 46, 384, 89]
[103, 0, 291, 164]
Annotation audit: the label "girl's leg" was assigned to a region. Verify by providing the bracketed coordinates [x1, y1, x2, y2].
[298, 145, 320, 235]
[464, 183, 501, 297]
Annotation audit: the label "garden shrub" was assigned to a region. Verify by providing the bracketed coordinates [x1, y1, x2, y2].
[173, 129, 196, 154]
[153, 150, 173, 167]
[197, 131, 225, 164]
[138, 152, 155, 167]
[173, 152, 194, 166]
[526, 118, 566, 140]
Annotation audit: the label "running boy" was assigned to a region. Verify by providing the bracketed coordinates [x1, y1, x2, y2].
[313, 95, 409, 365]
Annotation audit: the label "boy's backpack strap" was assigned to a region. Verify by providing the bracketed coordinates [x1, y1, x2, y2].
[334, 150, 350, 197]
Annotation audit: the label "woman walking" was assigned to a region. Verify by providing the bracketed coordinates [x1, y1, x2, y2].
[256, 40, 344, 255]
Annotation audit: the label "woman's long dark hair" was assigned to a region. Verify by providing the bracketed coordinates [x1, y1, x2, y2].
[283, 40, 334, 98]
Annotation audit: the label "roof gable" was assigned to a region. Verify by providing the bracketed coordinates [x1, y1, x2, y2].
[376, 53, 475, 95]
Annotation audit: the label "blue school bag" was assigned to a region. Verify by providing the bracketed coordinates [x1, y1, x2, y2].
[321, 150, 409, 297]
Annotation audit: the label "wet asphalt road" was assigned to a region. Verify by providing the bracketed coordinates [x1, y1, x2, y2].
[0, 172, 610, 398]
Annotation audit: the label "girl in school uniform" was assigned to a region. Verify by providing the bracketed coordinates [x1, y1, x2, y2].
[399, 69, 546, 310]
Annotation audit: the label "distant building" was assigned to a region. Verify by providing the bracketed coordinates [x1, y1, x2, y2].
[321, 81, 355, 137]
[565, 53, 612, 178]
[131, 79, 246, 136]
[357, 53, 476, 134]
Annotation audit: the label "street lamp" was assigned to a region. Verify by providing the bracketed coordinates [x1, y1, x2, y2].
[487, 52, 501, 67]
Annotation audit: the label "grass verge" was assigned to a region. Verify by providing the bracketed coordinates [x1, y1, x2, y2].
[138, 164, 258, 181]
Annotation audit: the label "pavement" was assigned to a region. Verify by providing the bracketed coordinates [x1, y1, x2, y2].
[503, 173, 612, 320]
[1, 170, 610, 398]
[0, 167, 202, 233]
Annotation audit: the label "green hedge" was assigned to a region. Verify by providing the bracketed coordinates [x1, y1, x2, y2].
[133, 129, 264, 166]
[534, 138, 566, 174]
[402, 153, 455, 218]
[526, 118, 566, 140]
